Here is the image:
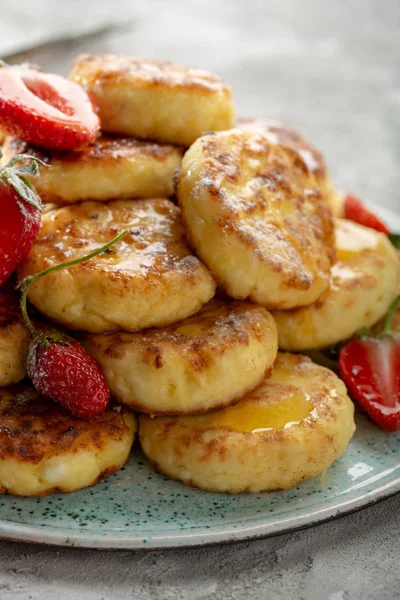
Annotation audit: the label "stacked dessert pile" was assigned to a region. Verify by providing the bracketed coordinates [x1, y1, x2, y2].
[0, 55, 398, 496]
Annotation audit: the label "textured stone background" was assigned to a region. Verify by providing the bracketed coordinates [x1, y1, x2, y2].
[0, 495, 399, 599]
[1, 0, 399, 211]
[0, 1, 399, 598]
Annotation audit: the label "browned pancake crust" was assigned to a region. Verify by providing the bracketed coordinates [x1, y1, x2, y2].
[22, 200, 208, 288]
[69, 55, 236, 147]
[82, 295, 277, 415]
[101, 298, 267, 369]
[18, 199, 215, 333]
[2, 135, 183, 203]
[71, 54, 231, 94]
[197, 135, 335, 272]
[178, 129, 335, 308]
[3, 135, 183, 166]
[238, 118, 327, 183]
[0, 385, 130, 464]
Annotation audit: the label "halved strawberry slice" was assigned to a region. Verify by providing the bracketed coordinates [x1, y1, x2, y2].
[343, 194, 391, 234]
[0, 62, 100, 150]
[339, 297, 400, 431]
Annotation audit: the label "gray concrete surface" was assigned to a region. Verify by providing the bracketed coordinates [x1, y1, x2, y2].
[0, 495, 398, 599]
[0, 1, 399, 598]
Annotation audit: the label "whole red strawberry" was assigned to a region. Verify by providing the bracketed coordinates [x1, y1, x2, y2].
[339, 297, 400, 431]
[19, 231, 126, 420]
[27, 332, 110, 420]
[0, 62, 100, 150]
[0, 151, 45, 286]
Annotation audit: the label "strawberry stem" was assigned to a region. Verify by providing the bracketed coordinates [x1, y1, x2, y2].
[20, 287, 37, 337]
[19, 230, 127, 336]
[383, 296, 400, 335]
[0, 150, 47, 174]
[355, 327, 371, 339]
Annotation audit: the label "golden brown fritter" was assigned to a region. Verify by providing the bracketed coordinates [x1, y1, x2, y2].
[18, 199, 216, 333]
[69, 54, 236, 146]
[83, 297, 278, 415]
[2, 135, 183, 203]
[0, 383, 136, 496]
[273, 219, 400, 350]
[178, 128, 335, 309]
[139, 353, 355, 493]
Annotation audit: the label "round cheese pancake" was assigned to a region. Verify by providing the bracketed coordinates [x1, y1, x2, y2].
[18, 199, 216, 333]
[0, 383, 136, 496]
[0, 289, 30, 387]
[69, 54, 236, 147]
[83, 298, 278, 415]
[2, 135, 183, 204]
[273, 219, 400, 350]
[178, 128, 335, 309]
[139, 353, 355, 493]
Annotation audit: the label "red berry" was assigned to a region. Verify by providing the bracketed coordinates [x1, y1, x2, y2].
[0, 179, 41, 286]
[0, 63, 100, 150]
[343, 194, 390, 234]
[339, 334, 400, 431]
[27, 334, 110, 420]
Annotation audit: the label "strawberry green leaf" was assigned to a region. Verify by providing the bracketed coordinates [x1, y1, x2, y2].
[0, 151, 47, 211]
[388, 233, 400, 249]
[0, 152, 47, 175]
[15, 162, 42, 177]
[2, 169, 42, 211]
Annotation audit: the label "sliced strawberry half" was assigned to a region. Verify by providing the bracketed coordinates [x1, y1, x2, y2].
[0, 62, 100, 150]
[343, 194, 391, 234]
[339, 297, 400, 431]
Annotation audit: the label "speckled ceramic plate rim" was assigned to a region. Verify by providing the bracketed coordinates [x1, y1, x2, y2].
[0, 478, 398, 550]
[0, 201, 399, 550]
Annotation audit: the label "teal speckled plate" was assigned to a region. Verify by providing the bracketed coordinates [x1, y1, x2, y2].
[0, 411, 399, 549]
[0, 204, 399, 549]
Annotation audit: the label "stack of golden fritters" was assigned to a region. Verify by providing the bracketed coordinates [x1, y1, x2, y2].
[2, 54, 399, 496]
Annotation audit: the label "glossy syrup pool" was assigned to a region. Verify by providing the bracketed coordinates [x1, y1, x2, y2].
[0, 409, 398, 548]
[206, 392, 313, 432]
